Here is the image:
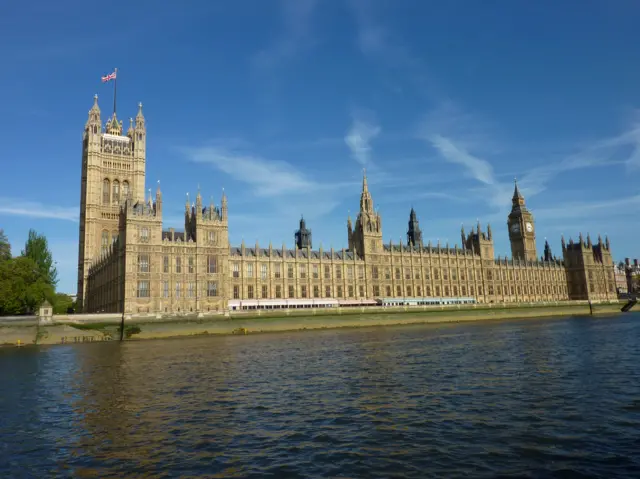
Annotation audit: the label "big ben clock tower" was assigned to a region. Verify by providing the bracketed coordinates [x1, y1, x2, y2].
[507, 179, 537, 261]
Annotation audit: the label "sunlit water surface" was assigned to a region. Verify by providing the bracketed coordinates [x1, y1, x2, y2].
[2, 313, 640, 478]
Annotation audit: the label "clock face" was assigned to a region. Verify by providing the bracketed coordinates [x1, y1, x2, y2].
[510, 223, 520, 234]
[525, 222, 533, 233]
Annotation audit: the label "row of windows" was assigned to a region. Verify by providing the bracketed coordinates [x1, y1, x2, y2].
[229, 262, 564, 282]
[230, 283, 567, 300]
[138, 255, 219, 274]
[103, 178, 130, 205]
[137, 281, 219, 298]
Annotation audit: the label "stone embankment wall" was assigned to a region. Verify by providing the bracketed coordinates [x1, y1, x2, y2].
[0, 300, 627, 347]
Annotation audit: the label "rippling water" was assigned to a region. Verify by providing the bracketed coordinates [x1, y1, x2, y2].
[2, 313, 640, 478]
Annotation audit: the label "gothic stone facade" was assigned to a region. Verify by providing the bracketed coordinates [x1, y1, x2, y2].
[79, 96, 617, 314]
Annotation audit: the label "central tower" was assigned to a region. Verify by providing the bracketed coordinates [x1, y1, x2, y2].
[76, 95, 147, 311]
[507, 179, 537, 261]
[348, 170, 383, 258]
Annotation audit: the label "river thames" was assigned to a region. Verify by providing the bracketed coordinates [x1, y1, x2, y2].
[1, 313, 640, 478]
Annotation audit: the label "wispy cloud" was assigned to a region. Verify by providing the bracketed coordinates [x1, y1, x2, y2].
[534, 195, 640, 221]
[0, 199, 78, 222]
[187, 146, 316, 197]
[251, 0, 319, 69]
[184, 142, 357, 232]
[344, 114, 380, 167]
[347, 0, 440, 99]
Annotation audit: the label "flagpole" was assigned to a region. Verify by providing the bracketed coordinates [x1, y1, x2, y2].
[113, 68, 118, 117]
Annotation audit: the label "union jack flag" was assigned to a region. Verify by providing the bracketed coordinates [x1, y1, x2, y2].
[101, 71, 117, 82]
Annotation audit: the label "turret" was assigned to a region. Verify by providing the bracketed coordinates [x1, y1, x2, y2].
[406, 207, 423, 248]
[155, 181, 162, 215]
[295, 215, 312, 250]
[221, 188, 228, 220]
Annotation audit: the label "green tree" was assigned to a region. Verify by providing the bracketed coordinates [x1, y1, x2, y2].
[0, 256, 55, 315]
[22, 229, 58, 287]
[53, 292, 75, 314]
[0, 229, 10, 261]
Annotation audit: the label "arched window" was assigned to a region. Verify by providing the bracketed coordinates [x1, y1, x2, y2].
[101, 230, 109, 251]
[122, 181, 129, 200]
[102, 179, 110, 204]
[112, 180, 120, 204]
[112, 231, 119, 243]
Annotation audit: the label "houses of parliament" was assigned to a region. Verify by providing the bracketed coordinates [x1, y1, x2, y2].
[78, 95, 617, 315]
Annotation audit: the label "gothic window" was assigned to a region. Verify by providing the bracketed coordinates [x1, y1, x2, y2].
[136, 281, 149, 298]
[347, 266, 353, 279]
[443, 269, 448, 280]
[405, 268, 410, 280]
[358, 266, 365, 280]
[207, 281, 217, 297]
[247, 263, 253, 278]
[414, 269, 421, 280]
[102, 179, 110, 204]
[122, 181, 129, 200]
[396, 285, 402, 296]
[276, 285, 282, 298]
[324, 265, 330, 279]
[301, 285, 307, 298]
[460, 270, 465, 280]
[453, 286, 459, 296]
[488, 285, 494, 295]
[426, 286, 431, 296]
[188, 282, 195, 298]
[359, 285, 364, 297]
[209, 231, 216, 243]
[288, 265, 294, 279]
[395, 268, 401, 280]
[274, 263, 281, 279]
[444, 286, 450, 296]
[208, 256, 217, 274]
[138, 254, 149, 273]
[386, 286, 392, 296]
[348, 286, 354, 297]
[101, 230, 109, 252]
[313, 285, 319, 298]
[163, 256, 169, 273]
[140, 227, 149, 243]
[372, 266, 379, 279]
[299, 265, 306, 279]
[176, 256, 182, 273]
[335, 266, 342, 279]
[163, 281, 169, 298]
[312, 265, 319, 279]
[434, 270, 440, 280]
[486, 270, 493, 281]
[337, 285, 343, 298]
[325, 286, 331, 298]
[247, 285, 254, 299]
[176, 282, 181, 298]
[435, 286, 441, 296]
[288, 285, 295, 298]
[262, 285, 268, 298]
[385, 268, 391, 280]
[452, 270, 457, 280]
[188, 256, 194, 273]
[424, 269, 430, 280]
[462, 286, 467, 296]
[112, 180, 120, 204]
[233, 285, 239, 299]
[112, 231, 118, 243]
[417, 286, 422, 296]
[233, 263, 240, 278]
[406, 286, 412, 297]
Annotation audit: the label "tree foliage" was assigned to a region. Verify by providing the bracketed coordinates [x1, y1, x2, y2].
[22, 229, 58, 287]
[53, 293, 76, 314]
[0, 256, 55, 315]
[0, 229, 10, 262]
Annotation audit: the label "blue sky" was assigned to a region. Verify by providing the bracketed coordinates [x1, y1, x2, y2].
[1, 0, 639, 294]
